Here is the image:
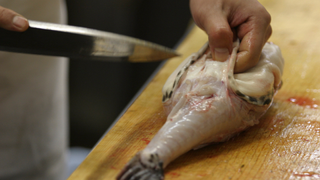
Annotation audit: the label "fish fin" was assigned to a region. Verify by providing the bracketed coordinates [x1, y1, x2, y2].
[117, 151, 164, 180]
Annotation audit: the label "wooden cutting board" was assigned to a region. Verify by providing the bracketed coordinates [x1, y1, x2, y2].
[68, 0, 320, 179]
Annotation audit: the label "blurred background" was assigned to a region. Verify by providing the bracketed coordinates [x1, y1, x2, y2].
[65, 0, 192, 148]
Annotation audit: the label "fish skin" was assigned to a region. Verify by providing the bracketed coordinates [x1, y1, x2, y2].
[117, 40, 284, 180]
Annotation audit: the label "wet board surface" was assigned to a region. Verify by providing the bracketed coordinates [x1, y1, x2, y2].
[68, 0, 320, 179]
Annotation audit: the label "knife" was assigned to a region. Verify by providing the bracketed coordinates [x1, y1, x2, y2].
[0, 20, 178, 62]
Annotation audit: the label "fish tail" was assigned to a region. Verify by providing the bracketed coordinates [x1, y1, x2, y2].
[117, 151, 164, 180]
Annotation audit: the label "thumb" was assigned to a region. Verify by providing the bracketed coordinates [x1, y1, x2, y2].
[203, 14, 233, 62]
[0, 6, 29, 32]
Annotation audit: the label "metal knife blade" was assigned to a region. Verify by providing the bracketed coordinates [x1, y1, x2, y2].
[0, 20, 178, 62]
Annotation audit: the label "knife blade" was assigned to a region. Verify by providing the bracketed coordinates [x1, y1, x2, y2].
[0, 20, 178, 62]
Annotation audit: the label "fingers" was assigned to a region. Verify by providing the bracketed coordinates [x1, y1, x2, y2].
[190, 0, 272, 73]
[190, 0, 233, 62]
[205, 17, 233, 62]
[234, 9, 272, 73]
[0, 6, 29, 32]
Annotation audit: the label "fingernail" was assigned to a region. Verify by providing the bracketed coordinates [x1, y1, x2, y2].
[13, 16, 28, 30]
[214, 48, 229, 62]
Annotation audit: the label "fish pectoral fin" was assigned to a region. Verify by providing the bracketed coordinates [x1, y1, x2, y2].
[117, 151, 164, 180]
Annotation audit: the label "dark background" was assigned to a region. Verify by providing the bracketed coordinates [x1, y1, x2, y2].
[65, 0, 191, 148]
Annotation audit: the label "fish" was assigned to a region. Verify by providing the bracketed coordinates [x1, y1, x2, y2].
[117, 40, 284, 180]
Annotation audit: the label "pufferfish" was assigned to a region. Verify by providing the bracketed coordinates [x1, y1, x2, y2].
[117, 40, 284, 180]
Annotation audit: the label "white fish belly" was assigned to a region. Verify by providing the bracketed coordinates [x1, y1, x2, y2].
[117, 41, 284, 180]
[142, 63, 267, 167]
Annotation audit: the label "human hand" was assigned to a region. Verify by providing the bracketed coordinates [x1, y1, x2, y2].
[190, 0, 272, 73]
[0, 6, 29, 32]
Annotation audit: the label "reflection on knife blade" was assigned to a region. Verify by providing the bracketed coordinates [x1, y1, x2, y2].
[0, 20, 179, 62]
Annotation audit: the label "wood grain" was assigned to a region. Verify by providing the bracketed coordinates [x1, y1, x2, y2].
[68, 0, 320, 179]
